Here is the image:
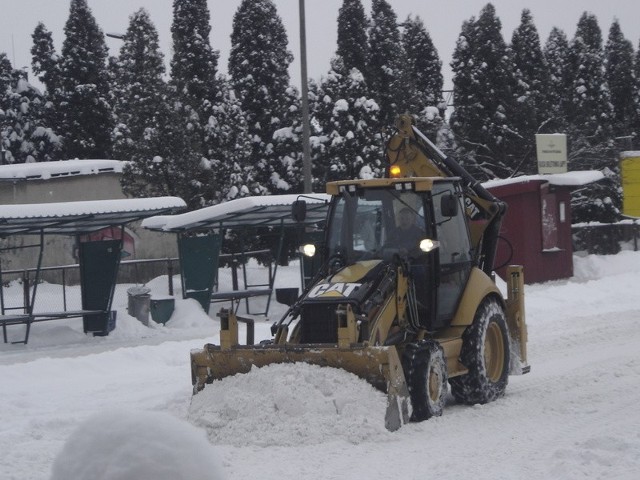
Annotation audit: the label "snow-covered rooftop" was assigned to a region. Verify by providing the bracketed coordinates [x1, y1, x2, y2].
[483, 170, 604, 190]
[620, 151, 640, 160]
[143, 193, 330, 232]
[0, 196, 186, 236]
[0, 159, 126, 181]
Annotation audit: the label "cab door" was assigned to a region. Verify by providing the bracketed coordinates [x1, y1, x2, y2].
[433, 183, 473, 328]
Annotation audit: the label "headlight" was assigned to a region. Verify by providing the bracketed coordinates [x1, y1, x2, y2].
[300, 244, 316, 257]
[419, 238, 440, 253]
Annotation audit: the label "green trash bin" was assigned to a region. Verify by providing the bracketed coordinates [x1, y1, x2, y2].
[150, 297, 175, 325]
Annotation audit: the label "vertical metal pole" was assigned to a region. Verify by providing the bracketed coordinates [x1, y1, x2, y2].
[299, 0, 312, 193]
[62, 268, 67, 311]
[167, 258, 174, 296]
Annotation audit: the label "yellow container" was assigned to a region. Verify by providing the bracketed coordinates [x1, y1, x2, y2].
[620, 152, 640, 217]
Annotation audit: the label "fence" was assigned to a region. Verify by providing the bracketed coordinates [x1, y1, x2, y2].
[572, 220, 640, 255]
[0, 257, 179, 314]
[1, 250, 277, 316]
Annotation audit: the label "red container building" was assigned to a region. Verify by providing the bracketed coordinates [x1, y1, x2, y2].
[485, 172, 602, 284]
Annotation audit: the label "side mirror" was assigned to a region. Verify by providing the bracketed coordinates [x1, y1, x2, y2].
[292, 200, 307, 222]
[441, 193, 458, 217]
[276, 287, 299, 307]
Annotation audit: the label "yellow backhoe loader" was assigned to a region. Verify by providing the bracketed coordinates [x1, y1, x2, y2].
[191, 114, 529, 430]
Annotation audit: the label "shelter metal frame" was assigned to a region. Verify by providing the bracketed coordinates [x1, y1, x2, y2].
[0, 198, 185, 344]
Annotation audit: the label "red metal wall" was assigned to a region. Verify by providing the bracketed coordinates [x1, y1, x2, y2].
[487, 180, 574, 284]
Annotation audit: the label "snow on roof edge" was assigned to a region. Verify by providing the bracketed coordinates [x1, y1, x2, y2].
[142, 193, 331, 231]
[483, 170, 604, 189]
[0, 196, 185, 220]
[0, 159, 128, 181]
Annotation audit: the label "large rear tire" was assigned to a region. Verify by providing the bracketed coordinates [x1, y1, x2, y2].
[403, 340, 448, 421]
[449, 297, 510, 405]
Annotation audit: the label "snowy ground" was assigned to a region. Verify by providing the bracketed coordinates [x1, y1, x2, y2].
[2, 252, 640, 479]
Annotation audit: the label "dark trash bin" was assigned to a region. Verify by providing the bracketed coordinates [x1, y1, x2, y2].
[150, 297, 175, 325]
[84, 310, 117, 336]
[127, 286, 151, 326]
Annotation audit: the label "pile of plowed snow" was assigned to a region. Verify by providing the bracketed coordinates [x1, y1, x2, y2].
[188, 363, 391, 447]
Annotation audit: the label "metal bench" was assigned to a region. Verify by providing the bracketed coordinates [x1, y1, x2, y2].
[1, 310, 111, 344]
[210, 288, 273, 314]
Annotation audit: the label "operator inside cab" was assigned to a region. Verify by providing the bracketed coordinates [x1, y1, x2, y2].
[389, 207, 424, 256]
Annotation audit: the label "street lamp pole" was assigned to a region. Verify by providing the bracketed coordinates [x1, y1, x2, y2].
[299, 0, 312, 193]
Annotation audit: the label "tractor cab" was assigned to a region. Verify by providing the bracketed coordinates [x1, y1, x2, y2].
[298, 177, 473, 333]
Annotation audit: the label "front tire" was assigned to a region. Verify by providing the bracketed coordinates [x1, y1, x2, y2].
[449, 297, 510, 405]
[403, 340, 448, 421]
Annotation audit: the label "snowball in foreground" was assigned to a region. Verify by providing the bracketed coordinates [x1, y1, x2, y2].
[50, 409, 225, 480]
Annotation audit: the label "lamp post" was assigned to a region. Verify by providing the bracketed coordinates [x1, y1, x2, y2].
[299, 0, 312, 193]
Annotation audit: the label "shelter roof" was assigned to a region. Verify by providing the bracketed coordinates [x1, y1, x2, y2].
[142, 193, 330, 232]
[0, 197, 186, 237]
[483, 170, 604, 190]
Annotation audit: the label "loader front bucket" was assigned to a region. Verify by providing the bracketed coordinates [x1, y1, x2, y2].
[190, 343, 410, 431]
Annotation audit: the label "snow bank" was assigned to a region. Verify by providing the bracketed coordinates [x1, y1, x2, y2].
[50, 409, 225, 480]
[188, 363, 391, 447]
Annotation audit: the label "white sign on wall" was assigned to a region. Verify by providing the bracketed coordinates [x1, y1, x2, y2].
[536, 134, 567, 174]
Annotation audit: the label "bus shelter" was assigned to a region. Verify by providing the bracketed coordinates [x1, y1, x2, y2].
[142, 194, 330, 316]
[0, 197, 185, 344]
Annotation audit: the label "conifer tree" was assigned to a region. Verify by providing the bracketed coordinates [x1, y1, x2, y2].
[111, 9, 168, 162]
[368, 0, 410, 126]
[604, 19, 637, 141]
[229, 0, 293, 193]
[450, 4, 516, 177]
[30, 22, 60, 94]
[634, 40, 640, 147]
[0, 53, 12, 96]
[0, 55, 62, 163]
[120, 98, 211, 210]
[204, 77, 262, 202]
[271, 85, 304, 194]
[111, 8, 213, 209]
[57, 0, 112, 159]
[510, 9, 550, 174]
[568, 12, 614, 144]
[317, 57, 383, 184]
[401, 15, 444, 138]
[170, 0, 219, 119]
[543, 27, 572, 133]
[336, 0, 369, 79]
[568, 13, 619, 224]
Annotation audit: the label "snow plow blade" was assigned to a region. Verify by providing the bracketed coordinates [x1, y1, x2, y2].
[191, 342, 410, 431]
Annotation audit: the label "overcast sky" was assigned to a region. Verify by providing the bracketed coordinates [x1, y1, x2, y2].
[1, 0, 639, 91]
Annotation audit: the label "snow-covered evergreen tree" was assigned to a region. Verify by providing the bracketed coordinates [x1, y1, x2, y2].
[568, 12, 614, 145]
[604, 19, 637, 142]
[204, 77, 263, 202]
[336, 0, 369, 80]
[401, 15, 444, 139]
[368, 0, 410, 126]
[111, 8, 214, 210]
[0, 53, 12, 96]
[634, 40, 640, 148]
[120, 97, 212, 210]
[316, 57, 383, 184]
[111, 9, 168, 162]
[543, 27, 573, 133]
[229, 0, 293, 193]
[568, 13, 619, 224]
[30, 22, 60, 95]
[57, 0, 112, 159]
[270, 85, 304, 194]
[169, 0, 219, 119]
[450, 4, 516, 178]
[0, 54, 62, 163]
[509, 9, 550, 174]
